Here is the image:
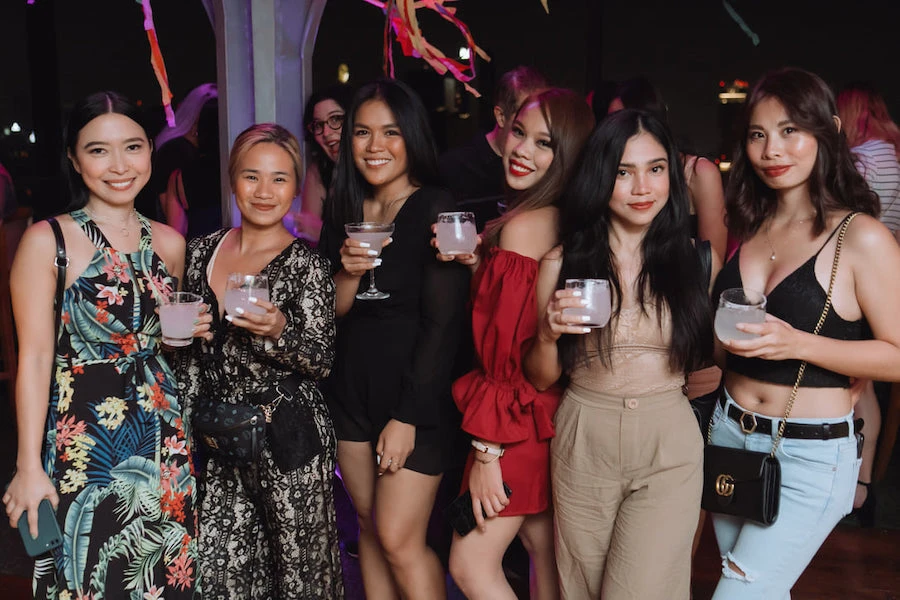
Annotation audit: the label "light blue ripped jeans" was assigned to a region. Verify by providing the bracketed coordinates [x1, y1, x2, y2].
[709, 390, 860, 600]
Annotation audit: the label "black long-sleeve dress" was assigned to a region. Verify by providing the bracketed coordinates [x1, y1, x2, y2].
[320, 186, 470, 474]
[177, 231, 343, 599]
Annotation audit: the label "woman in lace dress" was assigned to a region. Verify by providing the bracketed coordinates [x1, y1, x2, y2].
[177, 123, 343, 599]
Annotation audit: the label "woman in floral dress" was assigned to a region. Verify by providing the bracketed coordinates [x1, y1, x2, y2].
[3, 91, 206, 599]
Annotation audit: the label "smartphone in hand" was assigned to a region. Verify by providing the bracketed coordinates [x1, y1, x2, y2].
[17, 498, 63, 557]
[444, 482, 513, 537]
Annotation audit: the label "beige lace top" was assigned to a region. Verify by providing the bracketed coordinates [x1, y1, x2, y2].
[569, 302, 684, 397]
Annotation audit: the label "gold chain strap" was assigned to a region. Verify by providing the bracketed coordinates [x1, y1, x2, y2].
[769, 212, 858, 456]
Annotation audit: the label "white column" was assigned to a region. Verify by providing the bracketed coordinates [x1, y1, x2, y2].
[211, 0, 326, 225]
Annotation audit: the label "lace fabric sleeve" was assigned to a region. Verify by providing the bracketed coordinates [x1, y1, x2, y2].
[391, 190, 471, 427]
[173, 234, 215, 421]
[248, 243, 337, 380]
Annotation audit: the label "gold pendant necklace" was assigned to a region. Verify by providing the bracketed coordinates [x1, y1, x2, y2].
[84, 206, 136, 237]
[764, 221, 777, 261]
[764, 212, 817, 261]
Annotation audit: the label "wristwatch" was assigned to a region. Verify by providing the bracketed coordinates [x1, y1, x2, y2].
[471, 439, 505, 457]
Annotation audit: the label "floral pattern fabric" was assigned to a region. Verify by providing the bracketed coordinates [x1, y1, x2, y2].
[36, 209, 199, 600]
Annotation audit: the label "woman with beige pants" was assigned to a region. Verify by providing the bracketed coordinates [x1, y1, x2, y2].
[525, 109, 718, 599]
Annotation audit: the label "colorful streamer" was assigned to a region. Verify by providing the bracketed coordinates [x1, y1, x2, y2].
[723, 0, 760, 46]
[364, 0, 491, 97]
[140, 0, 176, 127]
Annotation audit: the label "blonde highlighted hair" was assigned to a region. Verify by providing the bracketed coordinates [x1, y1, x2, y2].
[228, 123, 304, 188]
[837, 83, 900, 159]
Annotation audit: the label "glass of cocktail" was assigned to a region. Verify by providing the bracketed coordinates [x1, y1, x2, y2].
[345, 222, 395, 300]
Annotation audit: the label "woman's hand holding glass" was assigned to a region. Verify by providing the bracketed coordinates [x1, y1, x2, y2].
[468, 452, 510, 530]
[538, 288, 596, 342]
[225, 296, 287, 339]
[193, 304, 214, 342]
[339, 234, 393, 278]
[429, 222, 482, 270]
[720, 313, 804, 362]
[375, 419, 415, 476]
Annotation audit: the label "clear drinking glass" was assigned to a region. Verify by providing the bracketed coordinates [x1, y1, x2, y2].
[345, 222, 395, 300]
[714, 288, 767, 341]
[562, 279, 612, 328]
[436, 211, 477, 255]
[224, 273, 270, 317]
[159, 291, 204, 347]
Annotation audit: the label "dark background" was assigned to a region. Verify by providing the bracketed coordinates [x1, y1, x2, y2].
[1, 0, 899, 212]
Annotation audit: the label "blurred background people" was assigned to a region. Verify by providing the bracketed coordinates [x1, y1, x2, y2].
[138, 83, 218, 221]
[439, 66, 548, 231]
[0, 161, 17, 219]
[836, 82, 900, 525]
[163, 97, 222, 239]
[295, 84, 354, 244]
[178, 123, 344, 597]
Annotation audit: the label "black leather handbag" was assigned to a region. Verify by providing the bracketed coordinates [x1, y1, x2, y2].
[702, 213, 856, 526]
[193, 398, 266, 465]
[701, 443, 782, 525]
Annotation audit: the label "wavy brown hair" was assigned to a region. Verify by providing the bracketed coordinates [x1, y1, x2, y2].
[482, 88, 595, 248]
[726, 68, 878, 240]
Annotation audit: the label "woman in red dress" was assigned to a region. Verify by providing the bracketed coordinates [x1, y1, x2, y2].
[437, 88, 594, 599]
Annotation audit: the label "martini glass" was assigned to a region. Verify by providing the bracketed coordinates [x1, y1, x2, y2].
[345, 222, 395, 300]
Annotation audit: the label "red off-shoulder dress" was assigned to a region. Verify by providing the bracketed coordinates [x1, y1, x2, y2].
[453, 247, 562, 515]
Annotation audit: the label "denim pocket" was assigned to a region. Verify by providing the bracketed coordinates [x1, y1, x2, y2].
[778, 437, 841, 474]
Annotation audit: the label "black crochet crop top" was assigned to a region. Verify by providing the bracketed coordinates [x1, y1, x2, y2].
[713, 219, 867, 388]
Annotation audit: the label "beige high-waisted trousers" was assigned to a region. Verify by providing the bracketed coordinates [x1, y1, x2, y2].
[551, 384, 703, 600]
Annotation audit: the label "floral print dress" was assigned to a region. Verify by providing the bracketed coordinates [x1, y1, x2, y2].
[35, 209, 199, 599]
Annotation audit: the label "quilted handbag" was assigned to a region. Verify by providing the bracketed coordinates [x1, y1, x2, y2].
[193, 397, 266, 465]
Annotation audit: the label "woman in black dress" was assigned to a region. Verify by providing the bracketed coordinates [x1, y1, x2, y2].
[320, 79, 469, 599]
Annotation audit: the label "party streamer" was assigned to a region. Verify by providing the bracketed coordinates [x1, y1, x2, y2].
[364, 0, 490, 97]
[140, 0, 176, 126]
[723, 0, 760, 46]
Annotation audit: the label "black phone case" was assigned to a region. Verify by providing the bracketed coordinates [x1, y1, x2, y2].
[18, 498, 63, 557]
[444, 482, 513, 537]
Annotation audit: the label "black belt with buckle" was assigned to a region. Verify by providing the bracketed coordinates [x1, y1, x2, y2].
[724, 400, 860, 440]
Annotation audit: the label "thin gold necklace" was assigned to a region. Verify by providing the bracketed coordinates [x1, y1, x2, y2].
[84, 206, 137, 237]
[764, 212, 816, 261]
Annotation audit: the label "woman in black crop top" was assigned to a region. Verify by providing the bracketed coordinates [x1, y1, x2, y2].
[706, 68, 900, 599]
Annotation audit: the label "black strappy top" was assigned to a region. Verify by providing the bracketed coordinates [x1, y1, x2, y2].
[713, 215, 867, 388]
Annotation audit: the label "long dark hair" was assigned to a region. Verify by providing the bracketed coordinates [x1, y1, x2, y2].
[303, 84, 354, 188]
[727, 68, 879, 240]
[326, 79, 440, 227]
[482, 88, 595, 248]
[558, 109, 712, 373]
[64, 91, 148, 210]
